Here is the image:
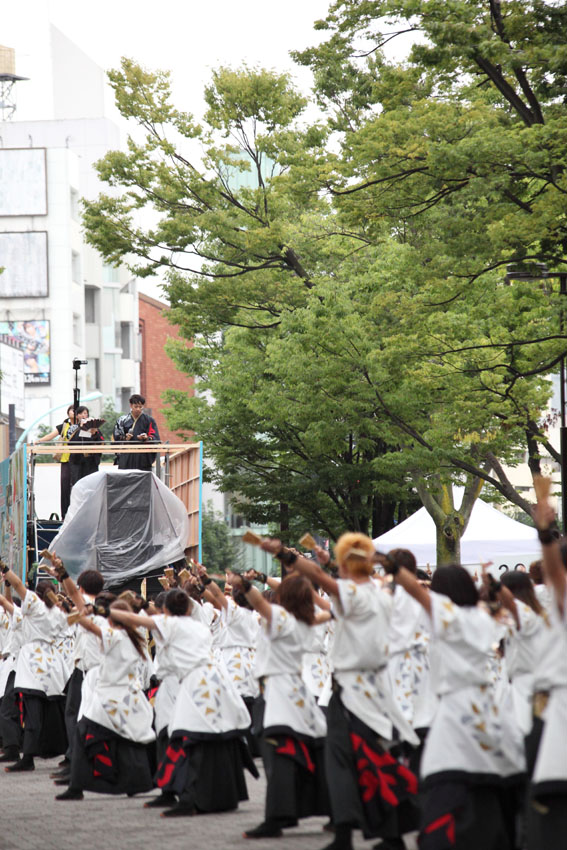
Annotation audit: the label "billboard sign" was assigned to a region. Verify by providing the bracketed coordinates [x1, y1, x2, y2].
[0, 320, 51, 385]
[0, 445, 28, 578]
[0, 149, 47, 216]
[0, 231, 48, 297]
[0, 341, 25, 418]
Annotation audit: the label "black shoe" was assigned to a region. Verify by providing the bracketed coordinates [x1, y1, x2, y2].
[372, 841, 406, 850]
[5, 756, 34, 773]
[321, 824, 353, 850]
[160, 802, 195, 818]
[50, 768, 71, 779]
[56, 788, 84, 801]
[243, 821, 283, 839]
[53, 777, 71, 786]
[0, 747, 20, 763]
[279, 818, 298, 828]
[144, 793, 177, 808]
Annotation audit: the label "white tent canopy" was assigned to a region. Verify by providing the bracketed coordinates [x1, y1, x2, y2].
[373, 495, 540, 568]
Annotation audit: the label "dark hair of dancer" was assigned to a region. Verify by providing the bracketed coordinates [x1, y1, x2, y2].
[94, 591, 117, 617]
[77, 569, 104, 597]
[36, 579, 56, 608]
[430, 564, 479, 607]
[501, 570, 544, 616]
[274, 575, 315, 625]
[109, 600, 147, 658]
[233, 587, 253, 610]
[153, 591, 168, 611]
[164, 589, 191, 617]
[528, 559, 543, 584]
[388, 548, 417, 575]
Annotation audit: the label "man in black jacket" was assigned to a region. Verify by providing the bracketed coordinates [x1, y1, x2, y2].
[113, 394, 160, 471]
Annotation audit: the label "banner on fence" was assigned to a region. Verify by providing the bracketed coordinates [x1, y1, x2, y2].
[0, 446, 28, 578]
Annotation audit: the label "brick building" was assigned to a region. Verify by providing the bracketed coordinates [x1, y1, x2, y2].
[138, 293, 194, 443]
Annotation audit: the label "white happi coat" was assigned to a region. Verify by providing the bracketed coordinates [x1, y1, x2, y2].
[422, 593, 525, 782]
[14, 592, 69, 697]
[153, 613, 249, 737]
[387, 584, 435, 729]
[80, 622, 155, 744]
[302, 618, 332, 703]
[532, 588, 567, 791]
[0, 608, 24, 698]
[0, 608, 12, 697]
[255, 604, 326, 739]
[503, 604, 549, 735]
[217, 599, 260, 699]
[331, 578, 418, 746]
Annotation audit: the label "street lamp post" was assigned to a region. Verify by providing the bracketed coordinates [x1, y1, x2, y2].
[506, 264, 567, 532]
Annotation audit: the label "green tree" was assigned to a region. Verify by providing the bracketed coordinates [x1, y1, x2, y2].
[201, 501, 240, 572]
[99, 396, 122, 444]
[82, 58, 560, 562]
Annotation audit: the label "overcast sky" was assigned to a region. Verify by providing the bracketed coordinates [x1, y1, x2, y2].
[47, 0, 332, 114]
[8, 1, 333, 299]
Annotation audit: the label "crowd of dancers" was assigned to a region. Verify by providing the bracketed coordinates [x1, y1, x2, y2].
[0, 484, 565, 850]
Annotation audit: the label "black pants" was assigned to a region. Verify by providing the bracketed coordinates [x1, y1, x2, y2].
[60, 462, 71, 519]
[64, 668, 84, 760]
[21, 693, 67, 757]
[70, 461, 99, 487]
[0, 672, 22, 751]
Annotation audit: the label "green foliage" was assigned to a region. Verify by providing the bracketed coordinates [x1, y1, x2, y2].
[82, 13, 567, 558]
[99, 397, 122, 443]
[201, 501, 240, 572]
[34, 424, 55, 463]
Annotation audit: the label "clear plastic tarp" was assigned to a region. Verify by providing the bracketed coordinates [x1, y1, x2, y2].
[44, 469, 189, 585]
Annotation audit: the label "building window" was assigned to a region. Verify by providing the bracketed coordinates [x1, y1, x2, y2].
[85, 287, 97, 324]
[70, 188, 79, 221]
[71, 251, 81, 283]
[121, 388, 131, 411]
[120, 322, 131, 359]
[73, 313, 82, 346]
[85, 358, 99, 391]
[103, 262, 120, 284]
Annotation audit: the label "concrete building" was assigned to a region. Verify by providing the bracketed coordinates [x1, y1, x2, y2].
[0, 27, 139, 439]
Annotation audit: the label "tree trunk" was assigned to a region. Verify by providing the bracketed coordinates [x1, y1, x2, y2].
[435, 512, 464, 566]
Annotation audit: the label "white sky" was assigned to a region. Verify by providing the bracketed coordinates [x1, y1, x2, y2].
[47, 0, 332, 116]
[10, 0, 333, 299]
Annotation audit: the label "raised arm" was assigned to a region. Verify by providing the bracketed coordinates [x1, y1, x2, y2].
[227, 571, 273, 626]
[75, 614, 103, 639]
[0, 564, 27, 601]
[387, 564, 432, 616]
[533, 495, 567, 615]
[0, 594, 15, 615]
[107, 607, 156, 632]
[259, 538, 340, 598]
[35, 428, 60, 443]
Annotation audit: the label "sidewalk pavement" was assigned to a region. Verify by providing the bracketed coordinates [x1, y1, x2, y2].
[0, 757, 418, 850]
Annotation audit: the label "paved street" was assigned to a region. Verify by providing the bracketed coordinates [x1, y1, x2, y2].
[0, 757, 417, 850]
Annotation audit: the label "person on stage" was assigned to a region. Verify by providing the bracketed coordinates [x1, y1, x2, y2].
[113, 394, 160, 471]
[34, 404, 77, 519]
[68, 406, 104, 488]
